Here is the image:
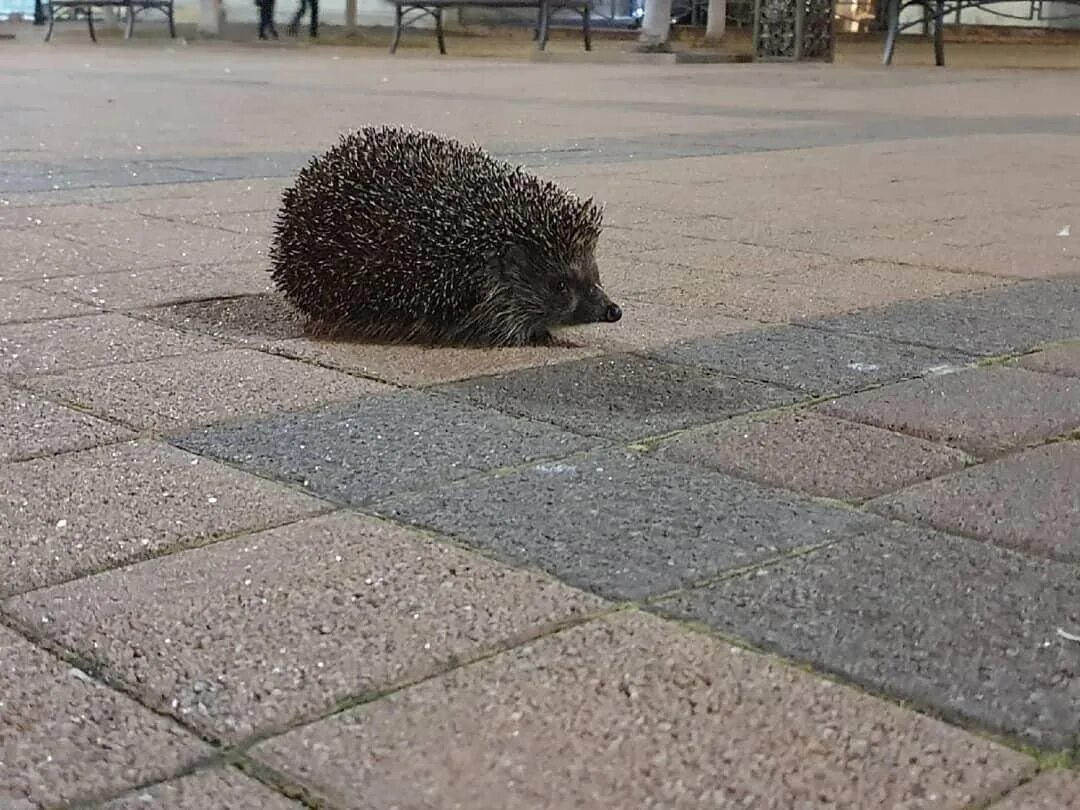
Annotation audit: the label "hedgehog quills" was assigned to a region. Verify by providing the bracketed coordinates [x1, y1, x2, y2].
[268, 126, 622, 347]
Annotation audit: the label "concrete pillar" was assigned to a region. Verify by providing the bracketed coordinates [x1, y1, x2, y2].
[636, 0, 673, 50]
[705, 0, 725, 40]
[198, 0, 226, 35]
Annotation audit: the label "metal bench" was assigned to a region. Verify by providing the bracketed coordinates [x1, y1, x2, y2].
[44, 0, 176, 42]
[387, 0, 592, 54]
[882, 0, 1080, 65]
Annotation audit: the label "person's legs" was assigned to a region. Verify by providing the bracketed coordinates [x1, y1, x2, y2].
[309, 0, 318, 36]
[287, 0, 307, 35]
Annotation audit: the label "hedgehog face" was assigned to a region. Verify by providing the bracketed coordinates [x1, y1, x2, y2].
[555, 253, 622, 327]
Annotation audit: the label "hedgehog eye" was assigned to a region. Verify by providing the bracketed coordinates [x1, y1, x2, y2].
[556, 280, 569, 294]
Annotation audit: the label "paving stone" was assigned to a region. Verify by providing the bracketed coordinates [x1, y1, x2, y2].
[566, 299, 760, 353]
[0, 313, 225, 377]
[0, 625, 210, 809]
[31, 263, 275, 310]
[0, 283, 99, 323]
[75, 221, 269, 266]
[7, 511, 607, 743]
[655, 522, 1080, 749]
[867, 441, 1080, 564]
[94, 767, 304, 810]
[817, 366, 1080, 457]
[655, 410, 975, 502]
[650, 323, 974, 396]
[0, 380, 135, 463]
[989, 770, 1080, 810]
[800, 278, 1080, 357]
[27, 348, 390, 433]
[1016, 339, 1080, 379]
[435, 353, 803, 441]
[142, 293, 307, 344]
[0, 229, 160, 282]
[0, 440, 329, 597]
[249, 611, 1035, 810]
[376, 447, 880, 601]
[172, 390, 599, 505]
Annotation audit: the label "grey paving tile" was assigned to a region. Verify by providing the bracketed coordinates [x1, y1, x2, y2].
[434, 353, 803, 441]
[0, 625, 210, 809]
[27, 348, 390, 432]
[800, 278, 1080, 357]
[989, 770, 1080, 810]
[140, 293, 307, 344]
[654, 522, 1080, 749]
[0, 440, 329, 597]
[1015, 339, 1080, 379]
[94, 767, 304, 810]
[376, 447, 881, 601]
[655, 410, 974, 502]
[0, 313, 225, 376]
[0, 229, 160, 282]
[7, 511, 606, 743]
[173, 390, 599, 506]
[867, 441, 1080, 563]
[0, 380, 135, 463]
[817, 366, 1080, 458]
[250, 611, 1035, 810]
[649, 323, 974, 396]
[0, 282, 99, 323]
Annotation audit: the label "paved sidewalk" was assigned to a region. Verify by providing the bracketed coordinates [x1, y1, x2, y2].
[1, 35, 1079, 810]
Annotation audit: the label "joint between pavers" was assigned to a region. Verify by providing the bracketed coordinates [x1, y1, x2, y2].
[55, 752, 233, 810]
[226, 757, 330, 810]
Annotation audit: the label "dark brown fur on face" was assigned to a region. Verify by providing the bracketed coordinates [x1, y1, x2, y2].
[268, 126, 621, 348]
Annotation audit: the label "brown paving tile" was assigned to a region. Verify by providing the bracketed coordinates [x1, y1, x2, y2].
[0, 625, 210, 809]
[31, 263, 275, 310]
[95, 766, 304, 809]
[0, 229, 160, 282]
[567, 299, 762, 352]
[0, 440, 329, 597]
[867, 440, 1080, 563]
[655, 410, 975, 502]
[989, 770, 1080, 810]
[7, 511, 607, 743]
[0, 380, 135, 463]
[27, 348, 389, 432]
[142, 293, 307, 344]
[817, 366, 1080, 458]
[1015, 339, 1080, 379]
[268, 336, 605, 387]
[0, 313, 226, 377]
[0, 282, 99, 323]
[250, 611, 1034, 810]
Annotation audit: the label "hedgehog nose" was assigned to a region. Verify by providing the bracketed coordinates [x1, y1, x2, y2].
[604, 303, 622, 323]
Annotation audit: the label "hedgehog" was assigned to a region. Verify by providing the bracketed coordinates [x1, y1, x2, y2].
[268, 126, 622, 348]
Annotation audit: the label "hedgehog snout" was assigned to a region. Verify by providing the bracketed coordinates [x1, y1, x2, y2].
[603, 303, 622, 323]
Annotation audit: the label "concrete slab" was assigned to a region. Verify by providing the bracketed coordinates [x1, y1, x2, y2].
[141, 293, 307, 344]
[1015, 339, 1080, 379]
[867, 441, 1080, 564]
[802, 278, 1080, 357]
[817, 366, 1080, 458]
[434, 353, 804, 441]
[7, 511, 607, 742]
[989, 770, 1080, 810]
[0, 625, 210, 809]
[649, 323, 974, 397]
[269, 336, 603, 387]
[31, 262, 275, 310]
[376, 447, 880, 601]
[27, 348, 390, 433]
[654, 522, 1080, 749]
[171, 390, 599, 505]
[0, 440, 329, 597]
[0, 380, 135, 463]
[0, 202, 118, 229]
[95, 767, 304, 810]
[0, 313, 225, 377]
[250, 611, 1034, 810]
[654, 410, 975, 502]
[0, 228, 161, 282]
[74, 220, 270, 266]
[0, 283, 99, 324]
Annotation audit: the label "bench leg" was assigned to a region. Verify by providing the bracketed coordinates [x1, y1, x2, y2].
[86, 4, 97, 41]
[125, 2, 135, 38]
[532, 4, 540, 40]
[435, 5, 445, 53]
[44, 0, 55, 40]
[581, 3, 590, 50]
[167, 1, 175, 36]
[932, 0, 945, 66]
[389, 3, 403, 52]
[881, 0, 899, 65]
[537, 0, 549, 50]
